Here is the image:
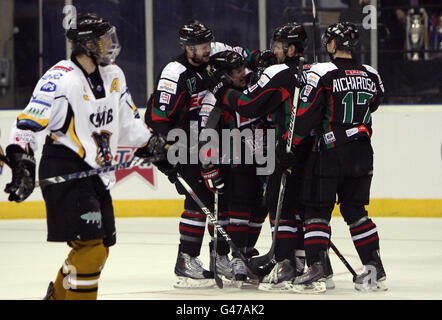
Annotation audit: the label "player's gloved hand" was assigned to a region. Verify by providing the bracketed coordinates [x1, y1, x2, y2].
[201, 164, 224, 194]
[208, 70, 233, 101]
[4, 144, 36, 202]
[135, 132, 169, 160]
[135, 133, 177, 183]
[155, 160, 178, 184]
[276, 141, 296, 173]
[257, 50, 277, 69]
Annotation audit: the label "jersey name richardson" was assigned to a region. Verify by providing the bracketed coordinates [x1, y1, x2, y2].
[332, 74, 377, 93]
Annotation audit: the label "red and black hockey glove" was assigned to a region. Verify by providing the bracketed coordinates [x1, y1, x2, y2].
[201, 164, 224, 194]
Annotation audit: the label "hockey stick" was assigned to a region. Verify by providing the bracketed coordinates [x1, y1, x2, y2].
[248, 57, 305, 274]
[311, 0, 318, 63]
[211, 191, 223, 288]
[0, 149, 165, 188]
[33, 154, 164, 188]
[175, 173, 258, 280]
[330, 241, 357, 280]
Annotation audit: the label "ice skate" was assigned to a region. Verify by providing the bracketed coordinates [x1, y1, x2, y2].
[174, 251, 215, 289]
[292, 251, 329, 294]
[258, 259, 296, 292]
[354, 250, 387, 292]
[210, 253, 235, 285]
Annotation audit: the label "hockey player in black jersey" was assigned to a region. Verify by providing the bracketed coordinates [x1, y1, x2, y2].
[199, 50, 271, 286]
[208, 22, 330, 291]
[142, 20, 231, 289]
[290, 22, 387, 293]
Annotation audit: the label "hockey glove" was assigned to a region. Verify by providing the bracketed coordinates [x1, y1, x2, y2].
[201, 164, 224, 194]
[4, 144, 36, 202]
[276, 141, 296, 173]
[208, 70, 233, 101]
[155, 160, 178, 184]
[135, 132, 169, 159]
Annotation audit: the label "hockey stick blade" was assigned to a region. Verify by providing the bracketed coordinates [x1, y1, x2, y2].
[36, 154, 165, 188]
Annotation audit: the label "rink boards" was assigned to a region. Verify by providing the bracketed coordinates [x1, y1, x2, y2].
[1, 106, 441, 218]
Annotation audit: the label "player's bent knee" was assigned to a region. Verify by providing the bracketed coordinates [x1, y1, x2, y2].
[340, 204, 368, 225]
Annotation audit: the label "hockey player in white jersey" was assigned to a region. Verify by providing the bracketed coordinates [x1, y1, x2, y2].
[3, 13, 169, 300]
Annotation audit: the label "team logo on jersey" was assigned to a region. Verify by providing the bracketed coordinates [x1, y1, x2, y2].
[40, 82, 57, 92]
[92, 130, 113, 167]
[114, 147, 155, 186]
[90, 108, 114, 128]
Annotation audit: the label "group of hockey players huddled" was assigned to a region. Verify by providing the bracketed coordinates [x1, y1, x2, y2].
[1, 12, 387, 299]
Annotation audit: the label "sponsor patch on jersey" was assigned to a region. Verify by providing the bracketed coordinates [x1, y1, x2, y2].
[199, 104, 214, 117]
[247, 83, 258, 93]
[345, 127, 359, 137]
[345, 70, 368, 77]
[51, 65, 73, 72]
[42, 72, 63, 81]
[40, 82, 57, 92]
[157, 79, 177, 94]
[258, 74, 270, 88]
[190, 91, 207, 110]
[159, 92, 171, 104]
[159, 105, 167, 112]
[323, 131, 336, 144]
[303, 85, 313, 98]
[307, 73, 320, 87]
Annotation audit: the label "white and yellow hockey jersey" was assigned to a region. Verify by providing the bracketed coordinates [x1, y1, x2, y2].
[9, 59, 151, 188]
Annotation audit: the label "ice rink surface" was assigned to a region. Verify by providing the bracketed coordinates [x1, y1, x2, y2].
[0, 216, 441, 301]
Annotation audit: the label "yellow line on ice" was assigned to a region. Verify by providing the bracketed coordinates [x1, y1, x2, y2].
[0, 199, 441, 219]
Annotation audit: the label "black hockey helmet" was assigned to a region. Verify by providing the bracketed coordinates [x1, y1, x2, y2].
[179, 20, 214, 47]
[209, 50, 245, 74]
[65, 13, 121, 65]
[272, 22, 308, 53]
[321, 22, 359, 50]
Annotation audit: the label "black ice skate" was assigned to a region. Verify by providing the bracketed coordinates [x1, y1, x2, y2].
[292, 251, 329, 293]
[258, 259, 296, 292]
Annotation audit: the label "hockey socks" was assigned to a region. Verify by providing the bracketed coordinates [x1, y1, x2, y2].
[178, 210, 207, 257]
[303, 219, 331, 266]
[50, 239, 108, 300]
[270, 217, 298, 262]
[349, 217, 380, 265]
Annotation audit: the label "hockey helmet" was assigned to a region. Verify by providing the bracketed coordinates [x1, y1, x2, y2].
[179, 20, 214, 47]
[66, 13, 121, 65]
[272, 22, 308, 53]
[209, 50, 245, 74]
[321, 22, 359, 50]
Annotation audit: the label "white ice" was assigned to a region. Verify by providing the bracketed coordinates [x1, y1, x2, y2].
[0, 217, 441, 300]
